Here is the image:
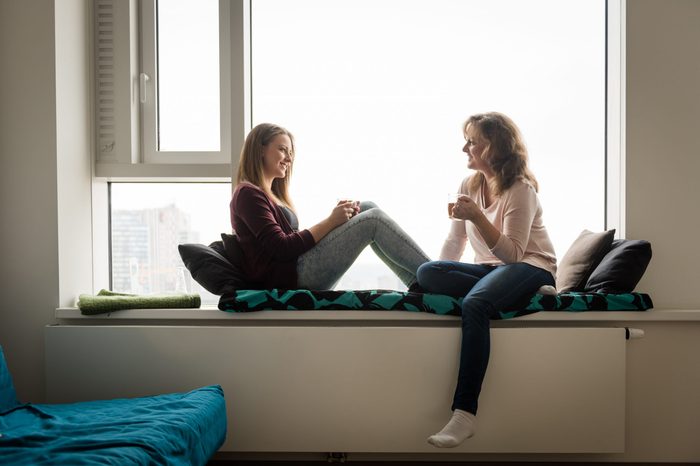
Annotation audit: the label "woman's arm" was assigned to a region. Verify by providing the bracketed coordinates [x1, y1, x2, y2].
[233, 185, 315, 261]
[455, 196, 502, 249]
[307, 201, 357, 243]
[487, 187, 537, 262]
[439, 218, 468, 261]
[440, 179, 470, 261]
[452, 183, 538, 263]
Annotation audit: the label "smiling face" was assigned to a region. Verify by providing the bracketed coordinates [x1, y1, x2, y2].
[262, 134, 294, 182]
[462, 123, 491, 173]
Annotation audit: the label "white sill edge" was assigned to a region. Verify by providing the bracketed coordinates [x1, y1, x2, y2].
[54, 308, 700, 323]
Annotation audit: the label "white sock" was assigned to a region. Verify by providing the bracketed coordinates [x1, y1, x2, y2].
[537, 284, 558, 296]
[427, 409, 477, 448]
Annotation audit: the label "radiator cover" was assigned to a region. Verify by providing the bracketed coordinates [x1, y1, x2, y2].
[45, 325, 626, 453]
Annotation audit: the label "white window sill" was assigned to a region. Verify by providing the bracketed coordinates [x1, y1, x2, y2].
[54, 307, 700, 326]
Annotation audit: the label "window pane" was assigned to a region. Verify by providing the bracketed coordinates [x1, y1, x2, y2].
[252, 0, 605, 290]
[110, 183, 231, 305]
[157, 0, 220, 151]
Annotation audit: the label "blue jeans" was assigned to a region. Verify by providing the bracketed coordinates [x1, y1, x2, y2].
[416, 260, 554, 414]
[297, 202, 430, 289]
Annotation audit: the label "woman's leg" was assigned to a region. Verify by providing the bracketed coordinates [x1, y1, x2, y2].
[297, 205, 430, 289]
[428, 262, 554, 448]
[416, 261, 495, 297]
[357, 202, 415, 282]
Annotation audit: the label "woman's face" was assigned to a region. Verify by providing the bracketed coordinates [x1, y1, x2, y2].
[262, 133, 293, 181]
[462, 124, 490, 173]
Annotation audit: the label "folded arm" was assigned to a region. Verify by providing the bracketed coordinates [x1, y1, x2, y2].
[234, 185, 315, 261]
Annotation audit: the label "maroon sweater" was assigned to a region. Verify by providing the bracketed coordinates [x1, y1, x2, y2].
[230, 182, 315, 288]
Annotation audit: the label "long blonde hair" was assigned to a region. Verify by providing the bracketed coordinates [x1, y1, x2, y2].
[465, 112, 538, 196]
[236, 123, 295, 209]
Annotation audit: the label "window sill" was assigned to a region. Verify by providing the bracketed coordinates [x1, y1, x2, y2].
[54, 307, 700, 326]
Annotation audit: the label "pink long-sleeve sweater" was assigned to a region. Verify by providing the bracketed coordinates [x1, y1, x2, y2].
[440, 177, 557, 278]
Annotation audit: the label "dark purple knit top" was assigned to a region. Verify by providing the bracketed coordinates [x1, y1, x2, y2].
[230, 182, 315, 288]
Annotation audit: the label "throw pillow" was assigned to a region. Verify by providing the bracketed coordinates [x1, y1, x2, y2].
[220, 232, 247, 271]
[584, 239, 652, 293]
[178, 241, 249, 295]
[556, 229, 616, 292]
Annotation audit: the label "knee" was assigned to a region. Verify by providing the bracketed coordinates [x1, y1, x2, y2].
[416, 261, 445, 287]
[417, 261, 436, 282]
[359, 205, 389, 222]
[359, 200, 378, 212]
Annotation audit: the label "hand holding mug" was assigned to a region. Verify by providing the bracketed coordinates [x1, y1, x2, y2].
[447, 193, 460, 219]
[451, 194, 481, 221]
[337, 198, 360, 219]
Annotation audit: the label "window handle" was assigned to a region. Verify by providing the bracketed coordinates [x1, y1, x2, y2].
[139, 73, 150, 104]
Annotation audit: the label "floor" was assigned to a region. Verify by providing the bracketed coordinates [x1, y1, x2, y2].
[208, 461, 678, 466]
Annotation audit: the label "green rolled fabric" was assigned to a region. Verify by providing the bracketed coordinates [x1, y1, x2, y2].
[77, 289, 201, 315]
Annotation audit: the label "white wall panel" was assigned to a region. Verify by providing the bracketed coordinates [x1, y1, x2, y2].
[46, 326, 625, 453]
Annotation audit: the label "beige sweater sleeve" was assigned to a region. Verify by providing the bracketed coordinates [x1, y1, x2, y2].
[488, 182, 538, 263]
[440, 218, 468, 261]
[439, 178, 470, 261]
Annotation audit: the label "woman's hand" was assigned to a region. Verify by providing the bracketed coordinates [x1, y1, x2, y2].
[308, 200, 359, 243]
[451, 195, 482, 222]
[337, 199, 360, 217]
[329, 200, 358, 227]
[452, 195, 502, 249]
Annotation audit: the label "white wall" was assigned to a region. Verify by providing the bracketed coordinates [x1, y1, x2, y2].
[55, 0, 93, 310]
[0, 0, 91, 402]
[626, 0, 700, 309]
[0, 0, 59, 402]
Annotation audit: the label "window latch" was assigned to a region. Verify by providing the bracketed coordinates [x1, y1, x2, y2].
[139, 73, 150, 104]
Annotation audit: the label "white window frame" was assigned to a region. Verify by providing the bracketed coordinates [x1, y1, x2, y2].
[606, 0, 625, 236]
[139, 0, 232, 165]
[93, 0, 250, 179]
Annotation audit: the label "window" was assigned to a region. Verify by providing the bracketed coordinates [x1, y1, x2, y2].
[139, 0, 232, 163]
[251, 0, 606, 289]
[104, 0, 612, 295]
[155, 0, 221, 152]
[110, 183, 231, 305]
[93, 0, 232, 171]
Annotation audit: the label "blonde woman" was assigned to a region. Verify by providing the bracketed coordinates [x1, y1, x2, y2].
[418, 112, 557, 447]
[230, 123, 429, 290]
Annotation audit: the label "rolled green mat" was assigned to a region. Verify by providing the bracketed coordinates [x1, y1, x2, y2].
[77, 289, 201, 315]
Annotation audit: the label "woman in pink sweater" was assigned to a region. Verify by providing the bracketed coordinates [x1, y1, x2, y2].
[418, 112, 557, 448]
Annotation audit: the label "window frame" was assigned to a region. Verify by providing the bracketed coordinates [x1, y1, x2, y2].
[139, 0, 232, 165]
[606, 0, 625, 237]
[91, 0, 625, 295]
[93, 0, 250, 179]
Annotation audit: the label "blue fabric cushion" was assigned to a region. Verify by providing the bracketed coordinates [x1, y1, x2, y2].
[0, 346, 19, 412]
[0, 385, 226, 466]
[219, 289, 654, 319]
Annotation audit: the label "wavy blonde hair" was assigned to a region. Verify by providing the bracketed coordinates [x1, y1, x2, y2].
[465, 112, 538, 196]
[235, 123, 295, 209]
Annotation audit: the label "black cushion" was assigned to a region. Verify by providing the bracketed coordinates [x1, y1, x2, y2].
[220, 233, 247, 271]
[584, 239, 652, 293]
[178, 240, 249, 296]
